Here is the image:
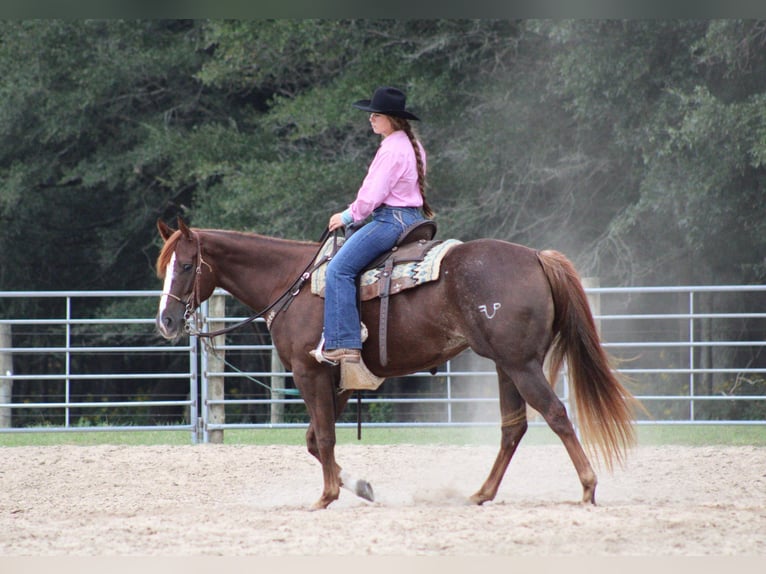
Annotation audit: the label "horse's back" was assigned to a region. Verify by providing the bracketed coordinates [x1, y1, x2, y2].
[442, 238, 547, 288]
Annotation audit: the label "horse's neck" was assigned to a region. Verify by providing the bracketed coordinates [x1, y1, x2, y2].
[203, 231, 313, 309]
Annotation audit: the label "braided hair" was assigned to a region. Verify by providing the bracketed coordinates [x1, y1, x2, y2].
[390, 117, 434, 219]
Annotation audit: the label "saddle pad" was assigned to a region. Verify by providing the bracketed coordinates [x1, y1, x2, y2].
[311, 237, 462, 301]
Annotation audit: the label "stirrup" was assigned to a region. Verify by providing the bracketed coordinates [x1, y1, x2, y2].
[309, 334, 340, 365]
[309, 324, 370, 365]
[310, 347, 359, 365]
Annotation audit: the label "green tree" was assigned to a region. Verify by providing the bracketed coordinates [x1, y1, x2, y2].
[0, 20, 213, 292]
[537, 20, 766, 284]
[190, 20, 526, 239]
[2, 19, 765, 291]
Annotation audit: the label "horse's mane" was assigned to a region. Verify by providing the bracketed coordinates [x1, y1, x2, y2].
[156, 227, 320, 279]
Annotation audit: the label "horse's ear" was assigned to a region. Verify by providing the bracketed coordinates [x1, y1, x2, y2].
[157, 219, 174, 241]
[177, 216, 192, 239]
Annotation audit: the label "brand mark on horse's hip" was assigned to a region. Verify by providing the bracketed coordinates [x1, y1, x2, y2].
[479, 303, 501, 319]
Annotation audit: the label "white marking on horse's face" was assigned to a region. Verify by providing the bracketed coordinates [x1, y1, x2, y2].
[158, 252, 177, 329]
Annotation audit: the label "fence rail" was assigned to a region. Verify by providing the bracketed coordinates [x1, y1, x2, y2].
[0, 290, 198, 439]
[1, 285, 765, 443]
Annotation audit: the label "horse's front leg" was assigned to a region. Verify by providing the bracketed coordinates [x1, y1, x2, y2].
[304, 421, 341, 509]
[305, 387, 352, 460]
[295, 366, 357, 509]
[303, 379, 375, 507]
[312, 430, 342, 510]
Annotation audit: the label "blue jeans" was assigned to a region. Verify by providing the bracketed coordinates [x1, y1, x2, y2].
[323, 206, 425, 350]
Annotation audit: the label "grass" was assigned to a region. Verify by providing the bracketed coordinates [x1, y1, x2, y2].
[0, 423, 764, 447]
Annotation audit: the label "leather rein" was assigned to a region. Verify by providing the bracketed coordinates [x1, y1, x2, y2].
[165, 228, 334, 339]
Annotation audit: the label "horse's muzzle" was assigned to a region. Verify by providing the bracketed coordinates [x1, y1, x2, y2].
[156, 312, 182, 340]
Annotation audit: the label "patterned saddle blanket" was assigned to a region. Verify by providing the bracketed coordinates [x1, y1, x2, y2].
[311, 236, 462, 301]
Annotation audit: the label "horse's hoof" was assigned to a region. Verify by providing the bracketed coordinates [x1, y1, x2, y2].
[355, 480, 374, 502]
[582, 485, 597, 505]
[469, 492, 489, 506]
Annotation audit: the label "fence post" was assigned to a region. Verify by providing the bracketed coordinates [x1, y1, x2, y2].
[0, 324, 12, 428]
[270, 348, 285, 425]
[207, 294, 226, 443]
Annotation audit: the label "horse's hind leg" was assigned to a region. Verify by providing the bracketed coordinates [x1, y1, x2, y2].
[509, 362, 597, 504]
[470, 367, 528, 505]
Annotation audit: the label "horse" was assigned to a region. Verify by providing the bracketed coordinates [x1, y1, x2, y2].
[155, 217, 641, 510]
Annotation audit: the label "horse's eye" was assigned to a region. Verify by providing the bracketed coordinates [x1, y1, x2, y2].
[182, 263, 193, 272]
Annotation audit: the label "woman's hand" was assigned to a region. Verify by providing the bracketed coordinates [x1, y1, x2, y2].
[328, 212, 345, 232]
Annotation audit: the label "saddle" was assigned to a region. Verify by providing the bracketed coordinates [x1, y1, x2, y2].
[312, 220, 462, 367]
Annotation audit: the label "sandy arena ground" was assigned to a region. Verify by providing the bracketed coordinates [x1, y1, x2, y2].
[0, 443, 764, 556]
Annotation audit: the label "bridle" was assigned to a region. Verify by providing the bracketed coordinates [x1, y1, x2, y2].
[161, 231, 212, 333]
[162, 227, 335, 338]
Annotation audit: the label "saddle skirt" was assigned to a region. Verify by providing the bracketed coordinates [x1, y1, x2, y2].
[311, 236, 462, 301]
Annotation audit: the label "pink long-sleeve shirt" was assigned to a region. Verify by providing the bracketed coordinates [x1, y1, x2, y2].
[347, 130, 426, 223]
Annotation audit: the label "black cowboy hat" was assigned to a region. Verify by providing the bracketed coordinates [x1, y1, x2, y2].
[352, 86, 420, 121]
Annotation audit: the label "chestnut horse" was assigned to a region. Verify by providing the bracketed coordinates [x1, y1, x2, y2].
[155, 218, 640, 509]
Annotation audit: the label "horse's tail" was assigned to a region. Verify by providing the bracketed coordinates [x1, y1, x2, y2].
[536, 249, 642, 470]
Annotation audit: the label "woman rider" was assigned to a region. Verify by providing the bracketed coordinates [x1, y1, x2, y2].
[310, 86, 434, 381]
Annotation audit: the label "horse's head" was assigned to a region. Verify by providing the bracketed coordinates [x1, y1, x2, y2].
[155, 217, 215, 340]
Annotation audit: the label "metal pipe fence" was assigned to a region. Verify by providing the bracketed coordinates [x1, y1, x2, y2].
[590, 285, 766, 426]
[0, 290, 198, 440]
[1, 285, 765, 443]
